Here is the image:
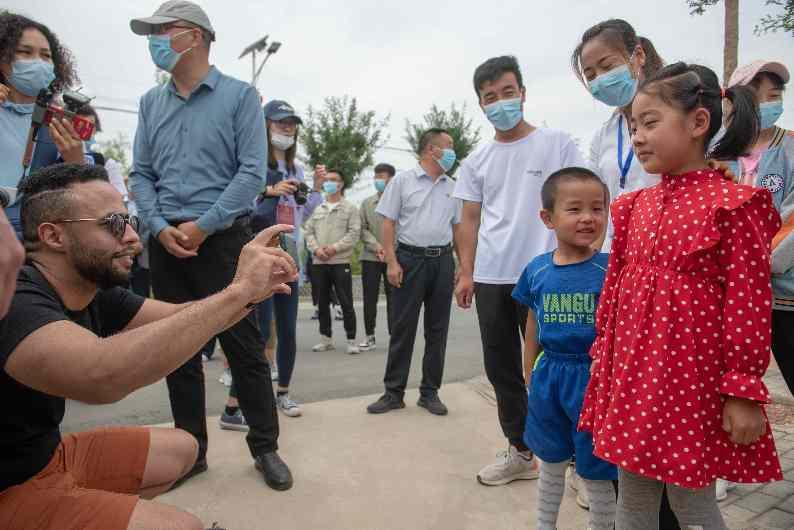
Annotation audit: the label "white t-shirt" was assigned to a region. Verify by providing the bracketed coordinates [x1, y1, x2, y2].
[588, 112, 659, 252]
[454, 127, 585, 284]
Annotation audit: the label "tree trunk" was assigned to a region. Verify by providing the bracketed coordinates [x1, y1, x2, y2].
[724, 0, 739, 85]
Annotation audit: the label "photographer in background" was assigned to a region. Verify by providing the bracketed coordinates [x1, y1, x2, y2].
[234, 99, 322, 423]
[0, 11, 87, 235]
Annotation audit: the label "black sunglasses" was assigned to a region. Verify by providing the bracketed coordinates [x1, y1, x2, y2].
[58, 213, 140, 239]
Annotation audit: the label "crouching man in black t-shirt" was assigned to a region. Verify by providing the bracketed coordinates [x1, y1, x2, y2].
[0, 164, 297, 530]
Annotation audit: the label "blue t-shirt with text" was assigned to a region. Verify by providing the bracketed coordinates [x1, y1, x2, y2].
[511, 251, 608, 356]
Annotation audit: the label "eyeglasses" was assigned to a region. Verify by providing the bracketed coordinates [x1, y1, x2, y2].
[58, 213, 140, 239]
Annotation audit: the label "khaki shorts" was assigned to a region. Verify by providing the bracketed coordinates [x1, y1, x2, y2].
[0, 426, 150, 530]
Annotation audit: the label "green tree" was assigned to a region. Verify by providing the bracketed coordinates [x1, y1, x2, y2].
[98, 132, 131, 176]
[299, 96, 389, 187]
[403, 102, 481, 175]
[756, 0, 794, 36]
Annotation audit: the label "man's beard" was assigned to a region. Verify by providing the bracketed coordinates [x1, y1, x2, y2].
[69, 237, 132, 289]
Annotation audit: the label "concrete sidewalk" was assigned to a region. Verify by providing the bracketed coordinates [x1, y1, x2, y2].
[159, 373, 794, 530]
[159, 379, 589, 530]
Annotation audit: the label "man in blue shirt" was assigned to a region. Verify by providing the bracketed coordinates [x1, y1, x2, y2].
[129, 0, 291, 492]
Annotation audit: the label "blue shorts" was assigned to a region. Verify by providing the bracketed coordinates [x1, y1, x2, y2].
[523, 350, 617, 481]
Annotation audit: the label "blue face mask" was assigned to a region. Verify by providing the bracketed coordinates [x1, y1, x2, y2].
[9, 59, 55, 97]
[483, 98, 523, 131]
[374, 179, 386, 193]
[323, 181, 339, 194]
[84, 138, 96, 153]
[588, 64, 638, 108]
[147, 30, 194, 73]
[759, 101, 784, 131]
[436, 148, 456, 173]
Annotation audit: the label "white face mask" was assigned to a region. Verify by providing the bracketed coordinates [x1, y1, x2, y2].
[271, 132, 295, 151]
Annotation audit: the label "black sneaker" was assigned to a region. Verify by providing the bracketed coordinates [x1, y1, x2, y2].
[366, 393, 406, 414]
[168, 457, 208, 491]
[417, 394, 448, 416]
[207, 524, 226, 530]
[311, 308, 319, 320]
[255, 451, 293, 491]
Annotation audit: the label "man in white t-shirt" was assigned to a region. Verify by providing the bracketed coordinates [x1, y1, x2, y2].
[454, 55, 585, 486]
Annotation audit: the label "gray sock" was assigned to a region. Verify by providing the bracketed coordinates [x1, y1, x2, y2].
[582, 478, 616, 530]
[537, 459, 569, 530]
[667, 480, 726, 530]
[617, 468, 727, 530]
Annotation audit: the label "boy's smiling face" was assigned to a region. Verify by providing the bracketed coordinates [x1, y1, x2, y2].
[540, 179, 607, 250]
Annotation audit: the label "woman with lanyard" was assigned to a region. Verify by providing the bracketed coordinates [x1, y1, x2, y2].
[219, 100, 322, 431]
[571, 18, 689, 530]
[572, 18, 664, 252]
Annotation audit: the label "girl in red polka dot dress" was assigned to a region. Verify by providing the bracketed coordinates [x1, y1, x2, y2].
[578, 62, 783, 529]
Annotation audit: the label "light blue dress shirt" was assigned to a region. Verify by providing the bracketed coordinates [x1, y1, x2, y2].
[375, 165, 462, 247]
[0, 103, 34, 188]
[130, 66, 267, 236]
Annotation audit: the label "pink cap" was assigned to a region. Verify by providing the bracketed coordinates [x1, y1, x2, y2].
[728, 60, 790, 88]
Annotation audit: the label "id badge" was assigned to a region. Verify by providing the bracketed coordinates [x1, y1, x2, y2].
[276, 200, 295, 226]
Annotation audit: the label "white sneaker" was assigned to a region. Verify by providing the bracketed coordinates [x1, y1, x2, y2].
[276, 394, 303, 417]
[568, 469, 590, 510]
[716, 479, 736, 502]
[476, 445, 540, 486]
[218, 368, 232, 387]
[312, 336, 335, 352]
[347, 340, 360, 355]
[358, 335, 376, 351]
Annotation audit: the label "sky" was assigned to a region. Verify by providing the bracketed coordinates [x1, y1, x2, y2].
[7, 0, 794, 203]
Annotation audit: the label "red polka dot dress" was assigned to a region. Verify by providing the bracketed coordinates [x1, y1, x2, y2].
[578, 169, 783, 488]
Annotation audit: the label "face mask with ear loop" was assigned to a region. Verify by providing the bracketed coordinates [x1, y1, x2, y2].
[147, 29, 198, 72]
[588, 52, 640, 108]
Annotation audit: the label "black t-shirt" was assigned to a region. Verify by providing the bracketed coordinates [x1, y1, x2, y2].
[0, 265, 145, 491]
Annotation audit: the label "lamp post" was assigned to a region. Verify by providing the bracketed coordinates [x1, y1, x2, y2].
[239, 36, 282, 88]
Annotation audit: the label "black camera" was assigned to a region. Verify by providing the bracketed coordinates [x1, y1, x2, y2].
[293, 182, 311, 205]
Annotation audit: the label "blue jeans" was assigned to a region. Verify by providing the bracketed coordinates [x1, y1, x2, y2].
[257, 281, 299, 388]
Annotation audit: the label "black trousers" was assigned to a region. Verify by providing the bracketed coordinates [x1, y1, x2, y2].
[383, 248, 454, 398]
[312, 263, 356, 339]
[474, 283, 528, 448]
[361, 260, 392, 336]
[149, 223, 278, 461]
[772, 309, 794, 397]
[306, 254, 338, 306]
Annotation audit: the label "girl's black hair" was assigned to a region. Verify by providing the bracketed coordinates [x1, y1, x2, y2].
[572, 19, 664, 85]
[0, 10, 78, 92]
[638, 62, 759, 160]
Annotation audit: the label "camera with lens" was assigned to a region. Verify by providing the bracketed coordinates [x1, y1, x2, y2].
[33, 86, 95, 141]
[293, 181, 312, 205]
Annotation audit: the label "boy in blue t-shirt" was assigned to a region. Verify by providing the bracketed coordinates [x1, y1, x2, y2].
[512, 167, 617, 530]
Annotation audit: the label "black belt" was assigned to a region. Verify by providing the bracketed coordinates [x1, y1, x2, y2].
[397, 242, 452, 258]
[168, 214, 250, 231]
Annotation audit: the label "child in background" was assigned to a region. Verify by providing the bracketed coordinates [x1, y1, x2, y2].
[579, 62, 783, 529]
[512, 167, 617, 530]
[727, 60, 794, 398]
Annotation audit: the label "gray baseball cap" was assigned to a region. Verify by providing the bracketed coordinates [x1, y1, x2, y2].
[130, 0, 216, 41]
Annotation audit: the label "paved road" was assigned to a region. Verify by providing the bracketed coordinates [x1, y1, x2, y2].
[62, 301, 487, 433]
